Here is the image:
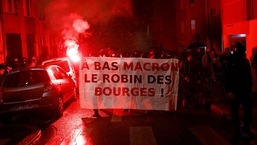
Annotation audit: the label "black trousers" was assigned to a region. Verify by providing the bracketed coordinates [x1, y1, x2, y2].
[93, 109, 99, 115]
[231, 92, 253, 131]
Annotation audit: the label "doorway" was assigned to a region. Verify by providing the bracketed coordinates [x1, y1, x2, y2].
[6, 33, 22, 60]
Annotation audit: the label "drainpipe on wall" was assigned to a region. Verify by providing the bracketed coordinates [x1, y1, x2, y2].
[0, 1, 5, 63]
[205, 0, 212, 49]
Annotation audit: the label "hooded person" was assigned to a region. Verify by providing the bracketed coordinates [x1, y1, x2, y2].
[226, 42, 254, 142]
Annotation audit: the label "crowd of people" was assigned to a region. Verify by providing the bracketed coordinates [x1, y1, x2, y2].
[0, 44, 254, 142]
[179, 46, 224, 109]
[91, 46, 226, 110]
[178, 43, 254, 143]
[83, 45, 252, 112]
[0, 55, 38, 79]
[95, 44, 255, 142]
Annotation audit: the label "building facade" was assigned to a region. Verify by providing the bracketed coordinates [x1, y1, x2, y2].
[221, 0, 257, 91]
[0, 0, 223, 63]
[176, 0, 222, 53]
[0, 0, 61, 65]
[221, 0, 257, 60]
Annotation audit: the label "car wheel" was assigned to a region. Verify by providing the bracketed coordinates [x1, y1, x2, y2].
[54, 96, 64, 118]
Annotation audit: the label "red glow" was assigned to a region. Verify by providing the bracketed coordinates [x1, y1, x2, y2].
[65, 40, 81, 63]
[73, 19, 90, 33]
[75, 135, 88, 145]
[64, 17, 90, 62]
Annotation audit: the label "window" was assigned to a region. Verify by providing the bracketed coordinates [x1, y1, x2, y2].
[24, 0, 32, 16]
[180, 0, 184, 10]
[44, 60, 70, 73]
[38, 3, 45, 19]
[210, 8, 217, 17]
[181, 21, 185, 33]
[190, 19, 196, 34]
[51, 67, 67, 80]
[254, 0, 257, 19]
[246, 0, 253, 20]
[2, 0, 17, 14]
[2, 70, 47, 87]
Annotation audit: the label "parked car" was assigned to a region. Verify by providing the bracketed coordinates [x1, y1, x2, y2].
[0, 65, 76, 117]
[41, 57, 78, 92]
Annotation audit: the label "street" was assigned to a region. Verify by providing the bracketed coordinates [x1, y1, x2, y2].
[0, 1, 256, 145]
[1, 97, 252, 145]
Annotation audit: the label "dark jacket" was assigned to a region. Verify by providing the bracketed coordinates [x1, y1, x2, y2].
[225, 55, 252, 94]
[180, 55, 202, 85]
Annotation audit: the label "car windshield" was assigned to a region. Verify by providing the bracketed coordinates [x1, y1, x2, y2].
[44, 60, 70, 73]
[2, 70, 48, 88]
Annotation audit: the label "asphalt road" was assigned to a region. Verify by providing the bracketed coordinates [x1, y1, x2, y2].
[0, 97, 256, 145]
[32, 99, 256, 145]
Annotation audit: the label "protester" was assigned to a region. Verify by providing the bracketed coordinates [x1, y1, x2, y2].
[12, 57, 22, 69]
[29, 56, 38, 67]
[180, 51, 202, 108]
[93, 48, 120, 117]
[225, 42, 254, 142]
[21, 57, 28, 68]
[148, 49, 155, 58]
[219, 47, 233, 97]
[202, 48, 215, 82]
[210, 48, 219, 81]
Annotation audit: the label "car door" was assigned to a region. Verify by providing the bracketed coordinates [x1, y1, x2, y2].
[48, 66, 74, 103]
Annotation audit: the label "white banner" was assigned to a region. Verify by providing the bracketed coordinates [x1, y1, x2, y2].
[79, 57, 179, 111]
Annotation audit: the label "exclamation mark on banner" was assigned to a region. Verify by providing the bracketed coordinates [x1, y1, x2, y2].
[161, 88, 164, 97]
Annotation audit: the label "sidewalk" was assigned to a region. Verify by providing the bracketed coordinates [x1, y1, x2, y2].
[210, 89, 257, 133]
[0, 124, 41, 145]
